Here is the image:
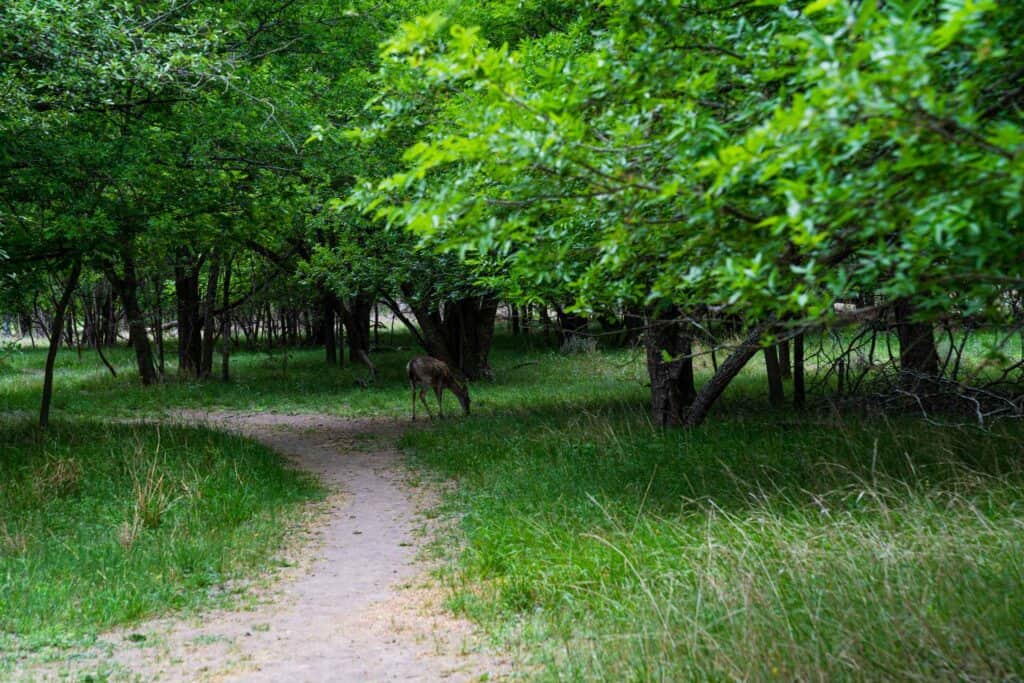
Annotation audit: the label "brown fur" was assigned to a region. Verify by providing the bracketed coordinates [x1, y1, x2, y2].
[406, 356, 470, 420]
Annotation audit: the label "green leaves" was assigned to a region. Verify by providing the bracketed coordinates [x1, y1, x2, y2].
[350, 0, 1024, 324]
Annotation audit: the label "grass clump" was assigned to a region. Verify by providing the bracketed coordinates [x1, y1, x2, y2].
[0, 420, 325, 657]
[405, 392, 1024, 680]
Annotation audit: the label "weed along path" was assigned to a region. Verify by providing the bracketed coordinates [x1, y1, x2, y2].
[38, 411, 506, 682]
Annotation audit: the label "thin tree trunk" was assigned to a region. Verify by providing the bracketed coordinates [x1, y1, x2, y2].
[153, 276, 165, 376]
[322, 291, 338, 366]
[793, 332, 806, 409]
[199, 255, 221, 379]
[96, 343, 117, 378]
[221, 258, 232, 381]
[40, 261, 82, 429]
[683, 323, 770, 428]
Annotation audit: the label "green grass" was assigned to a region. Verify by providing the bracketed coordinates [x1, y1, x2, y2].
[401, 369, 1024, 680]
[3, 332, 1024, 679]
[0, 420, 325, 666]
[0, 333, 648, 420]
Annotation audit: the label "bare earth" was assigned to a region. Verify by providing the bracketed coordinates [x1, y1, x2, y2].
[20, 411, 511, 682]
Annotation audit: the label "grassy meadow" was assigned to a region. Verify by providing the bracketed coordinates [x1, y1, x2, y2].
[2, 332, 1023, 680]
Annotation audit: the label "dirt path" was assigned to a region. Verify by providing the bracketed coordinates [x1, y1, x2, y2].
[27, 411, 510, 682]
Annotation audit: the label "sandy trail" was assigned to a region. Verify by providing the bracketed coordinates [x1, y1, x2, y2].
[26, 411, 508, 682]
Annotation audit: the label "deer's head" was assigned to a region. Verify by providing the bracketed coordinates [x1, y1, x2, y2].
[451, 379, 471, 415]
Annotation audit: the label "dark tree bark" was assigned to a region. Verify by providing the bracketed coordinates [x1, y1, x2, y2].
[199, 255, 221, 379]
[645, 307, 697, 427]
[401, 287, 499, 380]
[174, 251, 203, 376]
[380, 294, 427, 350]
[554, 305, 588, 346]
[221, 258, 232, 381]
[793, 332, 806, 409]
[894, 299, 938, 388]
[342, 294, 376, 381]
[106, 251, 158, 386]
[445, 296, 498, 379]
[683, 323, 770, 428]
[778, 339, 791, 378]
[510, 304, 521, 336]
[764, 345, 785, 408]
[40, 261, 82, 429]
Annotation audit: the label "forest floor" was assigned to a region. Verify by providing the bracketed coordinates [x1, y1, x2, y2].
[15, 411, 510, 682]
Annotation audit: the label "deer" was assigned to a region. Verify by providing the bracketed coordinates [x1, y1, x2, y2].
[406, 355, 470, 420]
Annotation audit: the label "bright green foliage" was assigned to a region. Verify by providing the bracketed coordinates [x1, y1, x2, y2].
[358, 0, 1024, 321]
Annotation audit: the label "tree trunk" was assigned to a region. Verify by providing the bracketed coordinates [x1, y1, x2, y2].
[894, 299, 938, 389]
[510, 304, 521, 335]
[342, 294, 376, 380]
[40, 261, 82, 429]
[645, 307, 696, 427]
[107, 253, 158, 386]
[778, 339, 791, 378]
[683, 323, 770, 428]
[199, 255, 221, 379]
[221, 258, 232, 381]
[793, 332, 806, 409]
[764, 345, 785, 408]
[554, 305, 588, 346]
[322, 291, 338, 366]
[174, 252, 203, 377]
[401, 287, 499, 380]
[153, 276, 165, 376]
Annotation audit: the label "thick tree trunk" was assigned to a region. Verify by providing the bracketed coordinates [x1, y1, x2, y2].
[554, 305, 588, 346]
[793, 332, 806, 409]
[40, 261, 82, 429]
[683, 323, 770, 428]
[402, 287, 498, 380]
[764, 345, 785, 408]
[894, 299, 938, 389]
[450, 296, 498, 379]
[645, 307, 696, 427]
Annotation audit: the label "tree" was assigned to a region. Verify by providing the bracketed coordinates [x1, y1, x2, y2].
[353, 0, 1024, 425]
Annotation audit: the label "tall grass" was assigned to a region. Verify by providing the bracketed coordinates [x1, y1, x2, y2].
[4, 332, 1023, 678]
[405, 377, 1024, 680]
[0, 421, 324, 661]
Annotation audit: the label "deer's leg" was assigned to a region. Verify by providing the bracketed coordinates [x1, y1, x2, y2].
[411, 383, 417, 421]
[419, 388, 433, 418]
[435, 386, 445, 419]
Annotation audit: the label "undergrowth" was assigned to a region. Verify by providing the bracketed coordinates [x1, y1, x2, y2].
[405, 382, 1024, 680]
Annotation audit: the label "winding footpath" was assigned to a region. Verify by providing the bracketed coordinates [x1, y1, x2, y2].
[25, 412, 509, 682]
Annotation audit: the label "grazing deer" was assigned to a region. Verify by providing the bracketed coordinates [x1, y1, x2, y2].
[407, 356, 470, 420]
